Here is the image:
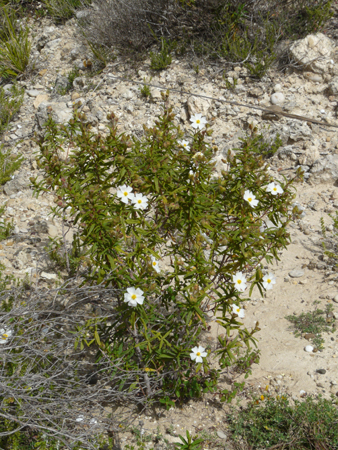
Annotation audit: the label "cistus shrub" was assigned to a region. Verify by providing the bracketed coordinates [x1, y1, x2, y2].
[31, 93, 302, 407]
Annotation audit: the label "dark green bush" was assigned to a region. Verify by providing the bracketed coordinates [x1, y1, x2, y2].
[227, 393, 338, 449]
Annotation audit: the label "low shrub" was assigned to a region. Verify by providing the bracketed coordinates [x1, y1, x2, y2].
[30, 94, 302, 408]
[227, 393, 338, 449]
[285, 300, 336, 350]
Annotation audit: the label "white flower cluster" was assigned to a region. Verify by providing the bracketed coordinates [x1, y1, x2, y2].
[243, 181, 283, 208]
[116, 185, 148, 210]
[0, 327, 12, 345]
[231, 271, 276, 320]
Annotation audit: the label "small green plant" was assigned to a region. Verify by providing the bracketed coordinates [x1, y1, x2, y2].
[240, 124, 283, 159]
[0, 144, 24, 186]
[0, 204, 14, 242]
[56, 66, 80, 95]
[244, 50, 276, 80]
[227, 393, 338, 449]
[175, 430, 204, 450]
[223, 74, 238, 90]
[139, 77, 152, 99]
[42, 0, 90, 22]
[285, 301, 335, 349]
[0, 5, 32, 79]
[150, 38, 172, 70]
[0, 83, 24, 135]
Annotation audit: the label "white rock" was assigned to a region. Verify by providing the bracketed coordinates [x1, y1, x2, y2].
[270, 92, 285, 105]
[217, 430, 227, 439]
[304, 72, 323, 82]
[289, 33, 335, 74]
[305, 345, 314, 352]
[273, 84, 282, 93]
[40, 272, 58, 280]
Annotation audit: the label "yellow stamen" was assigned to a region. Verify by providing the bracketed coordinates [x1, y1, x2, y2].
[267, 279, 271, 283]
[153, 262, 157, 266]
[196, 352, 201, 356]
[196, 120, 200, 124]
[123, 192, 128, 196]
[131, 294, 136, 300]
[138, 200, 142, 204]
[237, 280, 242, 284]
[248, 197, 252, 202]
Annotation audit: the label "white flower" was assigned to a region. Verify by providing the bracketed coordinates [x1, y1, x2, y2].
[232, 272, 247, 292]
[178, 140, 190, 151]
[151, 256, 160, 273]
[244, 190, 258, 208]
[232, 304, 245, 319]
[0, 328, 12, 344]
[76, 415, 84, 422]
[262, 273, 276, 290]
[190, 345, 207, 363]
[190, 114, 207, 130]
[116, 185, 134, 204]
[132, 193, 149, 210]
[266, 182, 283, 195]
[124, 287, 145, 307]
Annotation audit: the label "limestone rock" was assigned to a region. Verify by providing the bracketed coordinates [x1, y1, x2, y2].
[289, 33, 335, 74]
[187, 95, 211, 116]
[34, 94, 49, 109]
[35, 101, 73, 135]
[308, 154, 338, 184]
[327, 76, 338, 96]
[3, 174, 30, 196]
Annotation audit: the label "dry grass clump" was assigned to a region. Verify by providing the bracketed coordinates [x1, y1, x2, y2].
[77, 0, 333, 64]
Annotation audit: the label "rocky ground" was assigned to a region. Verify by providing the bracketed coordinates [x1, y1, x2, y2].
[1, 6, 338, 449]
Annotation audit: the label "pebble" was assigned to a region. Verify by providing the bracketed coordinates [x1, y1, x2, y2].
[305, 345, 314, 352]
[304, 333, 315, 340]
[333, 295, 338, 303]
[316, 369, 327, 374]
[217, 431, 227, 439]
[304, 72, 323, 82]
[270, 92, 285, 105]
[289, 270, 304, 278]
[273, 83, 282, 93]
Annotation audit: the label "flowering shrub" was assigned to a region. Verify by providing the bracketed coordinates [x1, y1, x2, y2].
[31, 95, 302, 405]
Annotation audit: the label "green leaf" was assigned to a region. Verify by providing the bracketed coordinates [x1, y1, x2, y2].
[154, 176, 159, 192]
[94, 329, 101, 345]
